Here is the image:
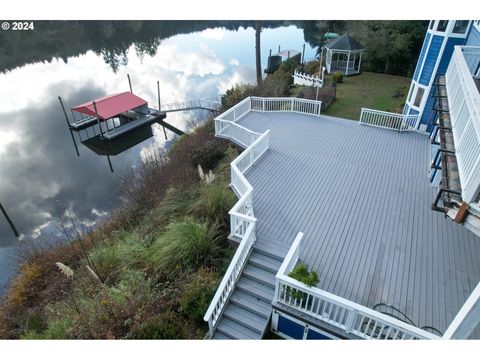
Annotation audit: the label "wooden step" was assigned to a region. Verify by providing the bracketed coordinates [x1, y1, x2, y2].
[216, 317, 262, 339]
[212, 331, 233, 340]
[249, 251, 282, 273]
[236, 277, 275, 303]
[242, 264, 276, 288]
[230, 289, 272, 318]
[254, 241, 289, 261]
[223, 303, 268, 334]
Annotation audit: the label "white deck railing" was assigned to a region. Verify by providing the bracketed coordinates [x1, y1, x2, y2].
[274, 232, 439, 340]
[204, 96, 322, 336]
[445, 46, 480, 203]
[251, 96, 322, 116]
[359, 108, 420, 132]
[293, 70, 324, 88]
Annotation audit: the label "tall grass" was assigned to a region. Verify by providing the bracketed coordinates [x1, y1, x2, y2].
[148, 218, 224, 272]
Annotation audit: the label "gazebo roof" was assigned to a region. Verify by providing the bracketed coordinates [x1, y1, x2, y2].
[324, 34, 364, 51]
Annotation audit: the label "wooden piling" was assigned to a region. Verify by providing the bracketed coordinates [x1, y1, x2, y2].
[92, 101, 104, 136]
[58, 96, 80, 157]
[157, 80, 167, 140]
[0, 202, 19, 237]
[127, 74, 133, 93]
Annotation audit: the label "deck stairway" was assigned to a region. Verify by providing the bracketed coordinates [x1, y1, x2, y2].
[211, 243, 289, 339]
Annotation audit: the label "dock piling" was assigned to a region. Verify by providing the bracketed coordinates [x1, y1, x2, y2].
[92, 101, 105, 137]
[58, 96, 80, 157]
[157, 80, 167, 140]
[0, 202, 19, 238]
[127, 74, 133, 93]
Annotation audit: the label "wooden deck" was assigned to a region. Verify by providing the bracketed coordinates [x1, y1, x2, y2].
[237, 111, 480, 336]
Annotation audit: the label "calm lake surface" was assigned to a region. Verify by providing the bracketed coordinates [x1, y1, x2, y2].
[0, 21, 316, 296]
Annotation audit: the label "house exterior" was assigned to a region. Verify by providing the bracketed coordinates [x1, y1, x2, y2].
[204, 20, 480, 340]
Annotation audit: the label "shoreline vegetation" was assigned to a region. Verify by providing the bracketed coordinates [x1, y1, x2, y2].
[0, 60, 410, 339]
[0, 120, 239, 339]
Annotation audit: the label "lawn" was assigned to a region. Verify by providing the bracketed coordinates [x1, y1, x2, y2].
[322, 72, 411, 121]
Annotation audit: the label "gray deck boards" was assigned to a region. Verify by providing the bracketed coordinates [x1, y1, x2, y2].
[236, 111, 480, 337]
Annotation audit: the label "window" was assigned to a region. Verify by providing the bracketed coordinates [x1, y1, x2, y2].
[408, 85, 415, 103]
[429, 21, 435, 30]
[437, 20, 449, 32]
[414, 87, 425, 108]
[453, 20, 469, 34]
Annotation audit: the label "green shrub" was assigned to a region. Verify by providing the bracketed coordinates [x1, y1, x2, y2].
[149, 218, 223, 272]
[191, 184, 236, 227]
[128, 312, 186, 339]
[332, 71, 344, 84]
[21, 310, 45, 334]
[189, 139, 226, 171]
[221, 83, 256, 110]
[288, 263, 319, 302]
[21, 317, 74, 339]
[288, 263, 319, 287]
[180, 268, 219, 322]
[87, 230, 148, 284]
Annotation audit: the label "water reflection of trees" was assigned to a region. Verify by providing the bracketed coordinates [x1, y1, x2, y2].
[0, 20, 300, 73]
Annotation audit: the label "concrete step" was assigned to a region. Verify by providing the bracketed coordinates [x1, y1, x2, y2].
[249, 251, 283, 273]
[223, 302, 268, 334]
[216, 317, 262, 339]
[243, 263, 276, 288]
[230, 289, 272, 318]
[236, 277, 275, 303]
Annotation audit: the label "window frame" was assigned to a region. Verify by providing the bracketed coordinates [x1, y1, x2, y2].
[452, 20, 469, 34]
[436, 20, 449, 32]
[413, 87, 425, 108]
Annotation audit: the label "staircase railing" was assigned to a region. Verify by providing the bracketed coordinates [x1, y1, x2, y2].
[204, 106, 270, 336]
[359, 108, 419, 132]
[274, 233, 438, 340]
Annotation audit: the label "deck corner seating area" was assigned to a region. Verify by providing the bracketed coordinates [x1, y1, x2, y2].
[204, 95, 480, 340]
[323, 33, 364, 76]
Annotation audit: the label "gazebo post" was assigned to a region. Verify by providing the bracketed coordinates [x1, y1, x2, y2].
[358, 52, 363, 74]
[346, 52, 350, 76]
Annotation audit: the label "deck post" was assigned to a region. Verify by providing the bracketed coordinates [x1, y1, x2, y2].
[0, 202, 19, 238]
[302, 43, 305, 64]
[92, 101, 105, 137]
[278, 45, 280, 53]
[443, 281, 480, 339]
[127, 74, 133, 93]
[58, 96, 80, 157]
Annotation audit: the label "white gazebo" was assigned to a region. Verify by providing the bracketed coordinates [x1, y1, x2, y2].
[323, 34, 365, 76]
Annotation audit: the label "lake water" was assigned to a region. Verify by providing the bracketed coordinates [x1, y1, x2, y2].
[0, 21, 316, 296]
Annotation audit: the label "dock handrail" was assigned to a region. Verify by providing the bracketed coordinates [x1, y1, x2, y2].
[360, 108, 420, 132]
[274, 233, 439, 340]
[160, 98, 221, 113]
